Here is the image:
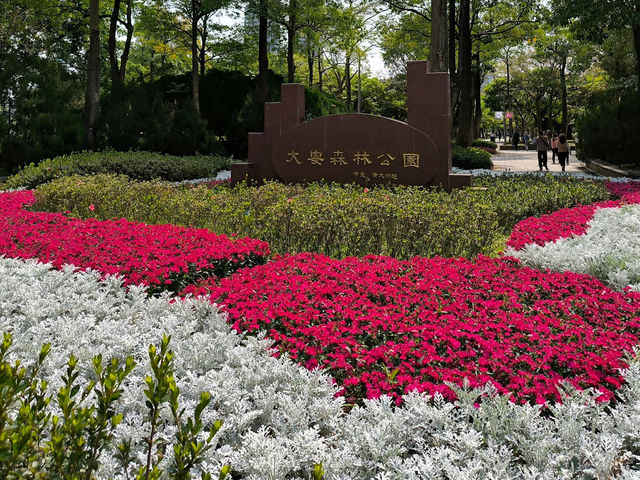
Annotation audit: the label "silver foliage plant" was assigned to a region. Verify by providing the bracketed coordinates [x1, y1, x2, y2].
[2, 256, 640, 479]
[506, 204, 640, 292]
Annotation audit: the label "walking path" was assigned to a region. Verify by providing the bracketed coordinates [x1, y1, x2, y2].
[491, 148, 586, 174]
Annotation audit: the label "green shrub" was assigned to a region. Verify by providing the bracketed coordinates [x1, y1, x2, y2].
[0, 332, 228, 479]
[576, 94, 640, 166]
[6, 151, 231, 189]
[33, 174, 610, 259]
[471, 173, 610, 231]
[471, 139, 498, 150]
[452, 145, 493, 170]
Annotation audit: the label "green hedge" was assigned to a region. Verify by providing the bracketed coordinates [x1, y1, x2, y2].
[452, 146, 493, 170]
[471, 139, 498, 150]
[33, 174, 610, 260]
[5, 151, 231, 189]
[471, 173, 610, 231]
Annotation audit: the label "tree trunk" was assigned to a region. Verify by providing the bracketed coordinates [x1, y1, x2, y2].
[357, 54, 361, 113]
[560, 56, 568, 135]
[318, 51, 323, 91]
[200, 19, 208, 77]
[258, 0, 269, 104]
[430, 0, 447, 72]
[85, 0, 100, 149]
[631, 22, 640, 116]
[119, 0, 133, 84]
[448, 0, 458, 138]
[345, 54, 351, 108]
[308, 49, 314, 86]
[108, 0, 122, 90]
[287, 26, 295, 82]
[473, 51, 481, 139]
[149, 49, 155, 82]
[454, 0, 472, 146]
[191, 5, 200, 114]
[286, 0, 297, 83]
[506, 53, 511, 137]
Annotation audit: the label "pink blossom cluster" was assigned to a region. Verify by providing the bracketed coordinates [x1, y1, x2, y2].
[506, 191, 640, 251]
[186, 253, 640, 405]
[0, 191, 269, 290]
[605, 180, 640, 198]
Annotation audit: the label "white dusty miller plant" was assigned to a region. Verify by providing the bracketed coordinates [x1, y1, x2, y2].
[1, 256, 640, 479]
[506, 204, 640, 292]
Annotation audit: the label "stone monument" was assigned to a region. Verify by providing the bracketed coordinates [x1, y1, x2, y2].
[231, 61, 471, 190]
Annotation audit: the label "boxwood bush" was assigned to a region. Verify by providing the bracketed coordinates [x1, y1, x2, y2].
[33, 173, 610, 260]
[471, 139, 498, 150]
[5, 151, 232, 189]
[472, 173, 610, 231]
[452, 145, 493, 169]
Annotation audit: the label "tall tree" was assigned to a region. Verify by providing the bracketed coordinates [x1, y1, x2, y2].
[554, 0, 640, 115]
[268, 0, 325, 82]
[158, 0, 231, 114]
[430, 0, 447, 71]
[108, 0, 134, 91]
[258, 0, 269, 102]
[85, 0, 101, 149]
[454, 0, 472, 145]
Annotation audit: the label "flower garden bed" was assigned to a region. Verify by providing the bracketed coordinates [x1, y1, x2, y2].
[183, 253, 640, 405]
[3, 175, 640, 477]
[0, 190, 268, 292]
[506, 183, 640, 292]
[4, 256, 640, 478]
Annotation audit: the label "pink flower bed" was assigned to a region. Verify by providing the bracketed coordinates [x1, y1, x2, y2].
[184, 253, 640, 405]
[0, 191, 269, 291]
[605, 180, 640, 198]
[506, 190, 640, 251]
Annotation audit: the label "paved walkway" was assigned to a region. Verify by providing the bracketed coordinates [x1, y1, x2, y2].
[491, 148, 587, 174]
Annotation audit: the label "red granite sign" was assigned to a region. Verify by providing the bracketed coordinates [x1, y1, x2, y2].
[232, 61, 470, 190]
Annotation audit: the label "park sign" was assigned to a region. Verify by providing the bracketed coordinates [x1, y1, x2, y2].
[232, 61, 471, 190]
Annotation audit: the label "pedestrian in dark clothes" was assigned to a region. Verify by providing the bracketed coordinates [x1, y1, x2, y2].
[534, 131, 550, 171]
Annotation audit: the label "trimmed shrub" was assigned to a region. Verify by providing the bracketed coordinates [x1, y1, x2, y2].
[33, 174, 610, 259]
[471, 173, 610, 232]
[452, 145, 493, 169]
[34, 175, 499, 259]
[5, 151, 231, 189]
[471, 139, 498, 150]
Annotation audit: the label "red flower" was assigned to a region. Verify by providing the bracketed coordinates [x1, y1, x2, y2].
[0, 191, 269, 292]
[193, 253, 640, 405]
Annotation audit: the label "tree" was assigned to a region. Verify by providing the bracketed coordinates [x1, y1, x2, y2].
[266, 0, 326, 83]
[157, 0, 233, 114]
[0, 0, 86, 170]
[108, 0, 135, 91]
[430, 0, 446, 71]
[453, 0, 472, 145]
[554, 0, 640, 115]
[85, 0, 101, 149]
[379, 0, 535, 144]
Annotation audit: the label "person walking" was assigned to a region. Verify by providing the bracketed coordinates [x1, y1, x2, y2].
[490, 131, 496, 143]
[557, 134, 570, 172]
[523, 131, 530, 150]
[551, 132, 559, 164]
[535, 130, 550, 171]
[512, 130, 520, 151]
